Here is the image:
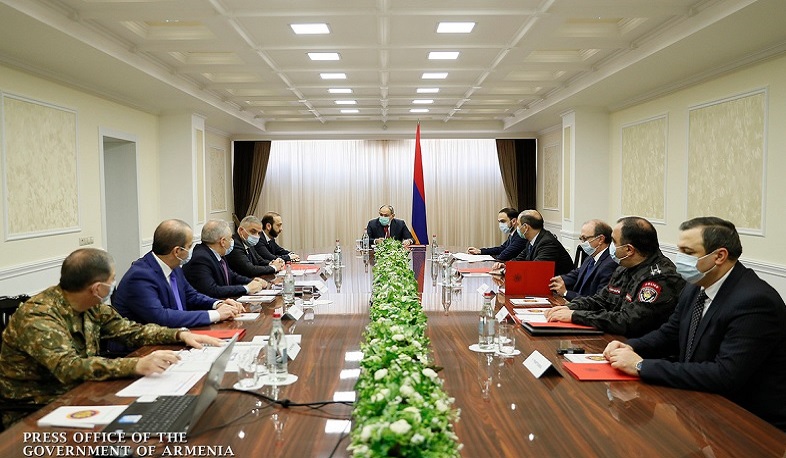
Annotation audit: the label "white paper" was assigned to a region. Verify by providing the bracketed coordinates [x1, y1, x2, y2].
[515, 313, 548, 323]
[452, 253, 495, 262]
[307, 254, 333, 262]
[237, 295, 275, 303]
[523, 350, 555, 378]
[287, 341, 301, 360]
[37, 405, 128, 428]
[234, 313, 260, 321]
[167, 346, 225, 372]
[495, 307, 509, 323]
[476, 283, 490, 295]
[563, 353, 608, 364]
[253, 290, 281, 296]
[116, 371, 205, 397]
[510, 297, 551, 306]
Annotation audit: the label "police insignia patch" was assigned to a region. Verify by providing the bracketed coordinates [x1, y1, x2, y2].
[638, 281, 662, 303]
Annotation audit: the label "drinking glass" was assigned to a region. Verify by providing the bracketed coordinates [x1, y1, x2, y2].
[497, 323, 516, 357]
[237, 349, 258, 388]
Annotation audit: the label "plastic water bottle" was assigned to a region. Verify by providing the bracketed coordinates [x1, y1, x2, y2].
[266, 312, 288, 382]
[478, 292, 496, 350]
[282, 262, 295, 307]
[361, 229, 370, 252]
[430, 234, 439, 280]
[431, 234, 438, 258]
[333, 239, 342, 269]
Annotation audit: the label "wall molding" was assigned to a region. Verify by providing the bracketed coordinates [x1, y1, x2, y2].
[0, 255, 65, 282]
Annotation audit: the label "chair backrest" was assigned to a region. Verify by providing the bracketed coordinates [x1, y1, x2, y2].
[573, 245, 587, 269]
[0, 295, 30, 344]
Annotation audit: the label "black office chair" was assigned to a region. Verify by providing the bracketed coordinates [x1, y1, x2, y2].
[0, 294, 45, 432]
[573, 245, 587, 269]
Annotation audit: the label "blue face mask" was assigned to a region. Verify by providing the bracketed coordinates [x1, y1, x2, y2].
[379, 216, 391, 226]
[609, 241, 630, 265]
[499, 222, 511, 235]
[675, 251, 716, 284]
[247, 234, 260, 246]
[516, 226, 525, 239]
[224, 238, 235, 256]
[579, 236, 599, 256]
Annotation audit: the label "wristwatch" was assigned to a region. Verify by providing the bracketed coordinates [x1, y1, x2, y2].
[635, 360, 643, 374]
[175, 327, 189, 340]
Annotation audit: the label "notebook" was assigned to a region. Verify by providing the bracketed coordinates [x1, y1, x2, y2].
[104, 335, 237, 434]
[504, 261, 554, 296]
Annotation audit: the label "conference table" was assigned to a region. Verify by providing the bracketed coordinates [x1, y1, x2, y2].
[1, 248, 785, 457]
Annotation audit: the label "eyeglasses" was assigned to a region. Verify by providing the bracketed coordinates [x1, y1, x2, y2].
[579, 235, 601, 242]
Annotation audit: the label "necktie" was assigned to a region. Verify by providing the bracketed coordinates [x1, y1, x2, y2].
[576, 257, 596, 292]
[384, 226, 390, 238]
[525, 243, 533, 260]
[685, 290, 708, 361]
[169, 273, 184, 311]
[219, 258, 230, 284]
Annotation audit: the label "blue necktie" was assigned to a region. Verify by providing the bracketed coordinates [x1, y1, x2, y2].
[169, 272, 184, 311]
[576, 257, 596, 292]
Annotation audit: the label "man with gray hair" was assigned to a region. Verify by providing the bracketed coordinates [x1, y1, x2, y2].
[226, 215, 285, 277]
[183, 219, 268, 298]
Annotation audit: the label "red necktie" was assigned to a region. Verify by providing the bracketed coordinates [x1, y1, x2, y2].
[384, 226, 390, 238]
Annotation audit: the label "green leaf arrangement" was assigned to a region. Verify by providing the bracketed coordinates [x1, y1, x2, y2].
[348, 239, 462, 457]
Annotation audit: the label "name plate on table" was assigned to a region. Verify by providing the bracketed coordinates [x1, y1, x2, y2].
[523, 350, 559, 379]
[283, 303, 304, 321]
[287, 340, 301, 361]
[476, 283, 490, 295]
[495, 307, 509, 322]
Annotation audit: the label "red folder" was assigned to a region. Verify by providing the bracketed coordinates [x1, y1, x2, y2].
[458, 267, 492, 274]
[562, 362, 639, 381]
[191, 329, 246, 340]
[290, 264, 318, 271]
[504, 261, 554, 296]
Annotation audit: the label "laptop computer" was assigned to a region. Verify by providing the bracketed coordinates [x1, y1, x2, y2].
[504, 261, 555, 296]
[104, 335, 238, 434]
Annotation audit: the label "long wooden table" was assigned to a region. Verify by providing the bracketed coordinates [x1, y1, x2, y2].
[1, 250, 785, 457]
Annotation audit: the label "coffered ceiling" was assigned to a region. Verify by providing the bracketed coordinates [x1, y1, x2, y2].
[0, 0, 784, 138]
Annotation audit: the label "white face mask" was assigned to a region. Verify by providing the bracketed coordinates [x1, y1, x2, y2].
[247, 234, 260, 246]
[224, 238, 235, 256]
[675, 251, 717, 284]
[176, 245, 194, 266]
[95, 281, 115, 302]
[609, 241, 630, 264]
[579, 235, 600, 256]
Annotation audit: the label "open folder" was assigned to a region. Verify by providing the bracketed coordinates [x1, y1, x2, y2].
[504, 261, 554, 296]
[562, 361, 639, 381]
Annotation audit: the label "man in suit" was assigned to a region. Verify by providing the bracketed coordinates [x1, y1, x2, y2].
[605, 217, 786, 431]
[467, 207, 527, 261]
[366, 205, 414, 245]
[255, 211, 300, 262]
[0, 248, 223, 427]
[183, 220, 268, 298]
[549, 219, 616, 300]
[226, 215, 285, 277]
[545, 216, 686, 337]
[507, 210, 574, 275]
[113, 219, 243, 328]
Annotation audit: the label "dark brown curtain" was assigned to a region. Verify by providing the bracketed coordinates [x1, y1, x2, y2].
[495, 139, 518, 208]
[233, 140, 271, 221]
[515, 139, 537, 211]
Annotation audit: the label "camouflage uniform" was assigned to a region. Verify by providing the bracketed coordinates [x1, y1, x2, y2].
[569, 250, 686, 337]
[0, 286, 180, 423]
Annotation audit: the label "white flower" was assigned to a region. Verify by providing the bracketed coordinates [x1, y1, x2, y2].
[360, 425, 374, 441]
[411, 433, 425, 445]
[392, 333, 406, 341]
[371, 392, 383, 403]
[412, 340, 422, 349]
[436, 399, 448, 412]
[374, 368, 388, 380]
[400, 384, 415, 397]
[422, 368, 438, 379]
[380, 388, 390, 397]
[389, 419, 411, 435]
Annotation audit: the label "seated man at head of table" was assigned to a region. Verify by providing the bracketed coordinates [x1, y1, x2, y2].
[548, 219, 616, 300]
[544, 216, 686, 337]
[492, 209, 574, 275]
[226, 215, 285, 277]
[183, 219, 268, 298]
[366, 204, 414, 246]
[255, 211, 300, 263]
[467, 207, 527, 261]
[113, 219, 243, 328]
[0, 248, 223, 428]
[605, 217, 786, 432]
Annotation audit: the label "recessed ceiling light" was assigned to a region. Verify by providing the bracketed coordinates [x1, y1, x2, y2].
[437, 22, 475, 33]
[291, 23, 330, 34]
[335, 100, 356, 105]
[410, 108, 429, 113]
[428, 51, 459, 60]
[308, 52, 340, 61]
[422, 72, 448, 79]
[340, 109, 359, 114]
[417, 88, 440, 94]
[321, 73, 347, 80]
[413, 99, 433, 104]
[329, 88, 353, 94]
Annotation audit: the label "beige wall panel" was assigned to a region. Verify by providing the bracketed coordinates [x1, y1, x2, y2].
[543, 144, 560, 210]
[209, 146, 227, 213]
[621, 116, 667, 221]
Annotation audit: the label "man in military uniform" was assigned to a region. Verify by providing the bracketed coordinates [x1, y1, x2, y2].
[0, 248, 223, 427]
[544, 216, 686, 337]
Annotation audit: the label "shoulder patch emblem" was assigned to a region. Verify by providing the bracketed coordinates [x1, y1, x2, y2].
[638, 281, 662, 303]
[608, 285, 621, 295]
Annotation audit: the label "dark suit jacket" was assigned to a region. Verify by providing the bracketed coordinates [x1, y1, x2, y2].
[112, 252, 217, 328]
[225, 232, 276, 277]
[629, 263, 786, 431]
[182, 243, 252, 299]
[560, 248, 616, 300]
[255, 235, 293, 262]
[480, 231, 527, 261]
[513, 229, 574, 275]
[366, 218, 413, 242]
